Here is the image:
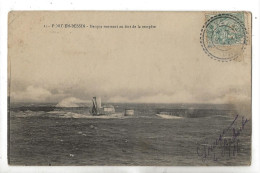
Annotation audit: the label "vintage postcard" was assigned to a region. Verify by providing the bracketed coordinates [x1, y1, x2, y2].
[8, 11, 251, 166]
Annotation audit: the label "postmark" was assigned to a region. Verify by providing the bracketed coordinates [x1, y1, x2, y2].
[200, 12, 248, 62]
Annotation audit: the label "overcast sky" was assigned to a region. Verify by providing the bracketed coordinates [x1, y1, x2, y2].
[8, 12, 251, 104]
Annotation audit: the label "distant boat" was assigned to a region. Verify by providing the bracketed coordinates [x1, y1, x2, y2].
[156, 112, 182, 119]
[91, 97, 116, 116]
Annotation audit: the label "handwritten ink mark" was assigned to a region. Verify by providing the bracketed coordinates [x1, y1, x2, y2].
[197, 115, 248, 162]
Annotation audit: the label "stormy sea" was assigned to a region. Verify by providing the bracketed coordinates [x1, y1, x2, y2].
[8, 102, 251, 166]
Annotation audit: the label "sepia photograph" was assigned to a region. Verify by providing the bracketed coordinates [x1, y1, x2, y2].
[8, 11, 252, 166]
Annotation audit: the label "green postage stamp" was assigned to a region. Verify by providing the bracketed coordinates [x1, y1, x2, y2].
[200, 12, 250, 62]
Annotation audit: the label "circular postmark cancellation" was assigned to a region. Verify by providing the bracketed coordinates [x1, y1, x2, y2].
[200, 13, 248, 62]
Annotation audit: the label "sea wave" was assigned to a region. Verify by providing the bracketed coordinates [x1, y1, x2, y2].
[10, 110, 46, 118]
[48, 111, 127, 119]
[11, 110, 130, 119]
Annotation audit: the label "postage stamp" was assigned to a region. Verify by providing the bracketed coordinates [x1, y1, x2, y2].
[200, 12, 249, 62]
